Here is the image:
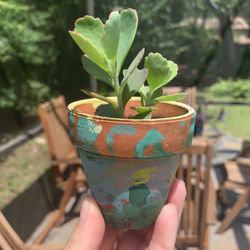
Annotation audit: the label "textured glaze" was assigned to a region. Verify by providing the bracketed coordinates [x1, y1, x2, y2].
[68, 97, 196, 229]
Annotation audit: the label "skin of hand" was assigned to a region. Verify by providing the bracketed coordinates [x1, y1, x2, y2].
[65, 179, 186, 250]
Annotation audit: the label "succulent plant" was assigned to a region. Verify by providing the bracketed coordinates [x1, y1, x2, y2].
[69, 8, 185, 118]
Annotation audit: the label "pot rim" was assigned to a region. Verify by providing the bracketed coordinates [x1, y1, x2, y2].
[68, 97, 195, 122]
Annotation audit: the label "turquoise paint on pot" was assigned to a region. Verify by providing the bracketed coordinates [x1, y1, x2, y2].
[180, 121, 186, 126]
[186, 112, 196, 147]
[135, 129, 167, 158]
[77, 117, 102, 151]
[129, 184, 150, 207]
[106, 125, 136, 152]
[79, 150, 178, 229]
[68, 112, 75, 141]
[109, 198, 164, 229]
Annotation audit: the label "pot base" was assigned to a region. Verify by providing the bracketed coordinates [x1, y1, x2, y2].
[79, 150, 179, 229]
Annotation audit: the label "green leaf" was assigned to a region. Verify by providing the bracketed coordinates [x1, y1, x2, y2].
[139, 87, 163, 106]
[131, 106, 155, 112]
[139, 86, 150, 106]
[144, 52, 178, 92]
[74, 16, 105, 52]
[101, 11, 120, 62]
[69, 31, 108, 71]
[144, 88, 164, 106]
[121, 48, 145, 84]
[121, 68, 148, 107]
[151, 88, 163, 99]
[95, 104, 120, 118]
[155, 93, 187, 102]
[80, 89, 117, 109]
[69, 16, 109, 71]
[131, 106, 154, 119]
[131, 110, 152, 119]
[117, 9, 138, 73]
[82, 55, 112, 85]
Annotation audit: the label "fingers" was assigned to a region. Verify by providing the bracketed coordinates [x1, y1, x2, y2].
[99, 226, 119, 250]
[146, 179, 186, 250]
[167, 179, 186, 222]
[148, 203, 178, 250]
[65, 196, 105, 250]
[65, 180, 186, 250]
[116, 230, 144, 250]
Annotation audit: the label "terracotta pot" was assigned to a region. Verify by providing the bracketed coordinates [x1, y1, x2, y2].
[68, 97, 196, 229]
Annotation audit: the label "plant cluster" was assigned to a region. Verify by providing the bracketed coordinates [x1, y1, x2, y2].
[0, 0, 56, 112]
[0, 0, 84, 113]
[207, 78, 250, 100]
[69, 8, 185, 118]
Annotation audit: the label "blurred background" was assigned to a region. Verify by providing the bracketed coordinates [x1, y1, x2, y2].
[0, 0, 249, 249]
[1, 0, 250, 139]
[1, 0, 250, 141]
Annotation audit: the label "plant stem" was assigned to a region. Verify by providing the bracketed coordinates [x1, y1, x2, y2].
[113, 75, 124, 117]
[111, 64, 124, 117]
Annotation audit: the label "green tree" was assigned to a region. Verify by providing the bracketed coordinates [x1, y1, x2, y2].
[204, 0, 247, 77]
[0, 0, 55, 120]
[0, 0, 89, 126]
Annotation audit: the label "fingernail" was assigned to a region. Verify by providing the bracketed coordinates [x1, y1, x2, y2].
[80, 196, 91, 223]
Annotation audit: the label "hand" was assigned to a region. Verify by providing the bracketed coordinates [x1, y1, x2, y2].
[65, 179, 186, 250]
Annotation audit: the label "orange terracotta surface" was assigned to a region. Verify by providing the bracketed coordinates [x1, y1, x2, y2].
[68, 98, 196, 159]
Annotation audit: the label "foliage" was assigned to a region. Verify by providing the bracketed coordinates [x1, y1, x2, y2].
[0, 0, 56, 112]
[0, 1, 56, 64]
[0, 0, 87, 114]
[0, 80, 50, 112]
[212, 0, 243, 14]
[70, 9, 185, 118]
[207, 78, 250, 100]
[237, 45, 250, 79]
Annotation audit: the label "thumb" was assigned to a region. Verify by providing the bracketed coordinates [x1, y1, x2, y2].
[65, 196, 105, 250]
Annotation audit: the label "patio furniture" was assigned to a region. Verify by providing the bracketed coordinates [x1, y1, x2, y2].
[176, 138, 215, 250]
[217, 140, 250, 233]
[0, 211, 64, 250]
[36, 95, 88, 243]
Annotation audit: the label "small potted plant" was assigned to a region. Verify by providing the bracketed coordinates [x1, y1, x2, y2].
[68, 8, 196, 229]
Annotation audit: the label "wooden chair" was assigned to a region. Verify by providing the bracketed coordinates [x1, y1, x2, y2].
[0, 211, 64, 250]
[217, 140, 250, 233]
[35, 95, 88, 244]
[176, 138, 214, 250]
[184, 87, 197, 109]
